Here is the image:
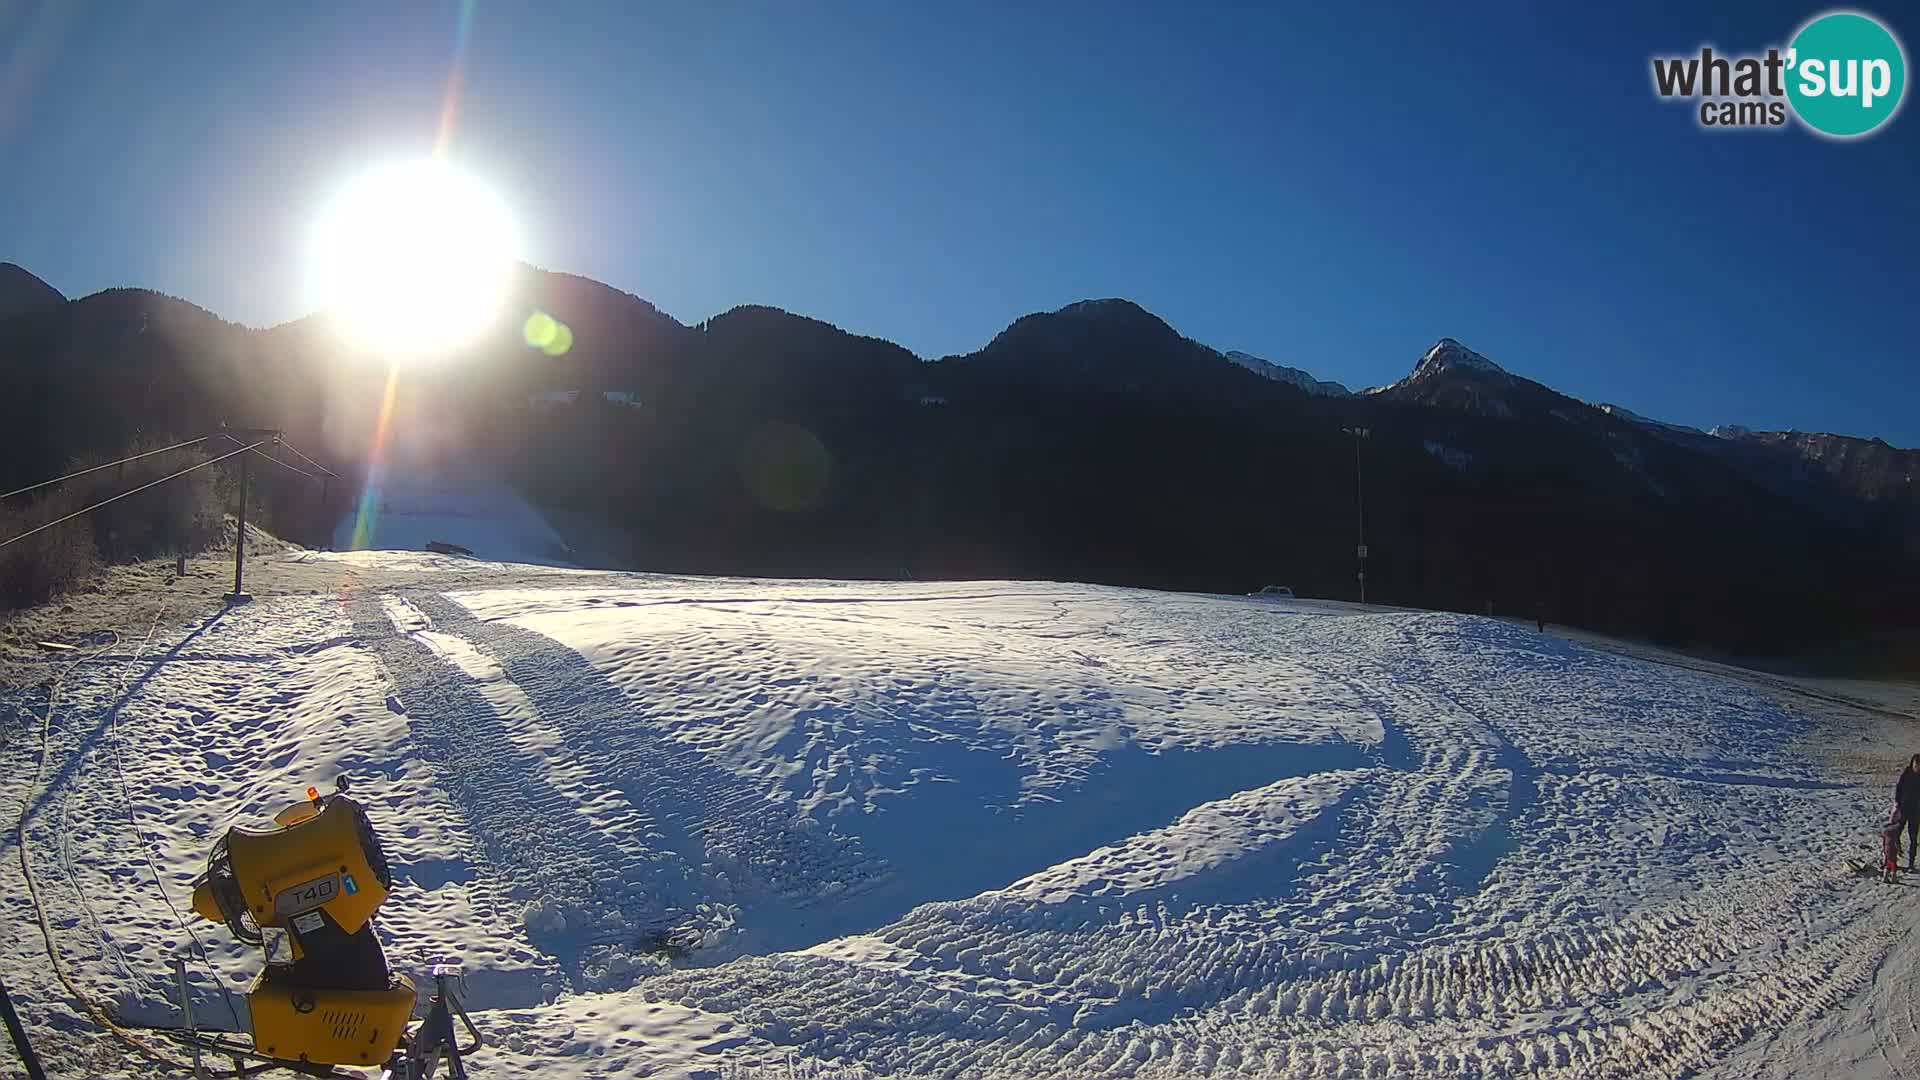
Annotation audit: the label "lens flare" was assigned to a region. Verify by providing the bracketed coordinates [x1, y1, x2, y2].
[349, 367, 402, 549]
[522, 310, 573, 356]
[740, 423, 832, 512]
[523, 311, 557, 349]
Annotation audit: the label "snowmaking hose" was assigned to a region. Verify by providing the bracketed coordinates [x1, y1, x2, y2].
[14, 628, 198, 1074]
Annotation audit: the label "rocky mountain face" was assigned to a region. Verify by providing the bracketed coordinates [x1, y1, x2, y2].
[1384, 338, 1915, 527]
[0, 265, 1913, 668]
[1597, 405, 1919, 518]
[1711, 429, 1917, 508]
[1379, 338, 1591, 423]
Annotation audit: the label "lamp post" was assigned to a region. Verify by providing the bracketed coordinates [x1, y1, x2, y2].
[1342, 427, 1370, 604]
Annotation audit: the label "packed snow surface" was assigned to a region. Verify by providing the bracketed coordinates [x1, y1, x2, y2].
[2, 565, 1914, 1078]
[332, 462, 575, 565]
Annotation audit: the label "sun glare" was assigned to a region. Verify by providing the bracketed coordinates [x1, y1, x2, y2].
[309, 159, 519, 357]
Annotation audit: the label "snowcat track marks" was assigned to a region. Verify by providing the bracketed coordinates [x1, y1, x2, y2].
[348, 596, 661, 960]
[401, 592, 887, 914]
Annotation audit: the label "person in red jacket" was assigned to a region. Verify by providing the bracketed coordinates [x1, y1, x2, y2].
[1897, 754, 1920, 871]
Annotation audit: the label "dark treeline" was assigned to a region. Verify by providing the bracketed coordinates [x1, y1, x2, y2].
[1, 268, 1915, 671]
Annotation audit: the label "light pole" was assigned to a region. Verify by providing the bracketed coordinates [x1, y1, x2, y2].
[1342, 427, 1370, 604]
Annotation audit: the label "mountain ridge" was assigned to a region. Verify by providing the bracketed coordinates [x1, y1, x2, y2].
[1, 259, 1914, 666]
[8, 259, 1905, 451]
[1223, 350, 1352, 398]
[7, 257, 1911, 459]
[0, 262, 65, 322]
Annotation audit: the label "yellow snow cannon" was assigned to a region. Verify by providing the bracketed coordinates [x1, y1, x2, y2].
[187, 777, 419, 1070]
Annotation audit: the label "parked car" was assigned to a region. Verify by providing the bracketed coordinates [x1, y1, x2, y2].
[1250, 585, 1295, 599]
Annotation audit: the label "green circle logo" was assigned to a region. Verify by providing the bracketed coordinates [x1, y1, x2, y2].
[1786, 11, 1907, 137]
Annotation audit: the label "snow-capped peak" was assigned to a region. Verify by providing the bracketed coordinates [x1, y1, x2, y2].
[1709, 424, 1753, 440]
[1411, 337, 1508, 381]
[1599, 403, 1706, 437]
[1222, 350, 1352, 397]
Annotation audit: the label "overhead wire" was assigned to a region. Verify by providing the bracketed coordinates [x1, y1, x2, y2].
[0, 436, 212, 503]
[0, 440, 263, 552]
[240, 445, 317, 479]
[2, 426, 341, 1064]
[2, 429, 338, 1066]
[209, 431, 323, 480]
[267, 438, 338, 479]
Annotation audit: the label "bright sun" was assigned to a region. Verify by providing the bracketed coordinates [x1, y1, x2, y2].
[309, 159, 519, 357]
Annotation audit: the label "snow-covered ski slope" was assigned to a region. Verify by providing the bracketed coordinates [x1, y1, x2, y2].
[2, 559, 1916, 1078]
[331, 463, 577, 566]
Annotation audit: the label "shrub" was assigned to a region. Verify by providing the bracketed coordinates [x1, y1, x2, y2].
[0, 487, 102, 610]
[68, 438, 224, 563]
[0, 437, 225, 611]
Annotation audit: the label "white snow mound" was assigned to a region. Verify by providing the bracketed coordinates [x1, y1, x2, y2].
[0, 564, 1907, 1078]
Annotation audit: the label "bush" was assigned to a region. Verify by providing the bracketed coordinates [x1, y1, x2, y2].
[68, 438, 225, 563]
[0, 488, 101, 610]
[0, 437, 225, 611]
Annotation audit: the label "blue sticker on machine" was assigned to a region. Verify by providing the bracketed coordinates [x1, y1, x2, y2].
[342, 873, 358, 895]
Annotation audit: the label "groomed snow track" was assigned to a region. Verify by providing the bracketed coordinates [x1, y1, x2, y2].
[1, 570, 1912, 1079]
[349, 595, 663, 955]
[399, 592, 886, 916]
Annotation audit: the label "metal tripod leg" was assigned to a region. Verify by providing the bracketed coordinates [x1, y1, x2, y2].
[174, 956, 205, 1079]
[0, 972, 48, 1080]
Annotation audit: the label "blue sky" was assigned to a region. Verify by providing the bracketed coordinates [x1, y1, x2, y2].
[2, 1, 1915, 443]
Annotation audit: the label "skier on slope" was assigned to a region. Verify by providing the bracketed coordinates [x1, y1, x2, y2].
[1896, 754, 1920, 871]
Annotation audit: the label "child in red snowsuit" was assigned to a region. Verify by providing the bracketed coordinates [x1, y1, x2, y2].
[1882, 805, 1905, 883]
